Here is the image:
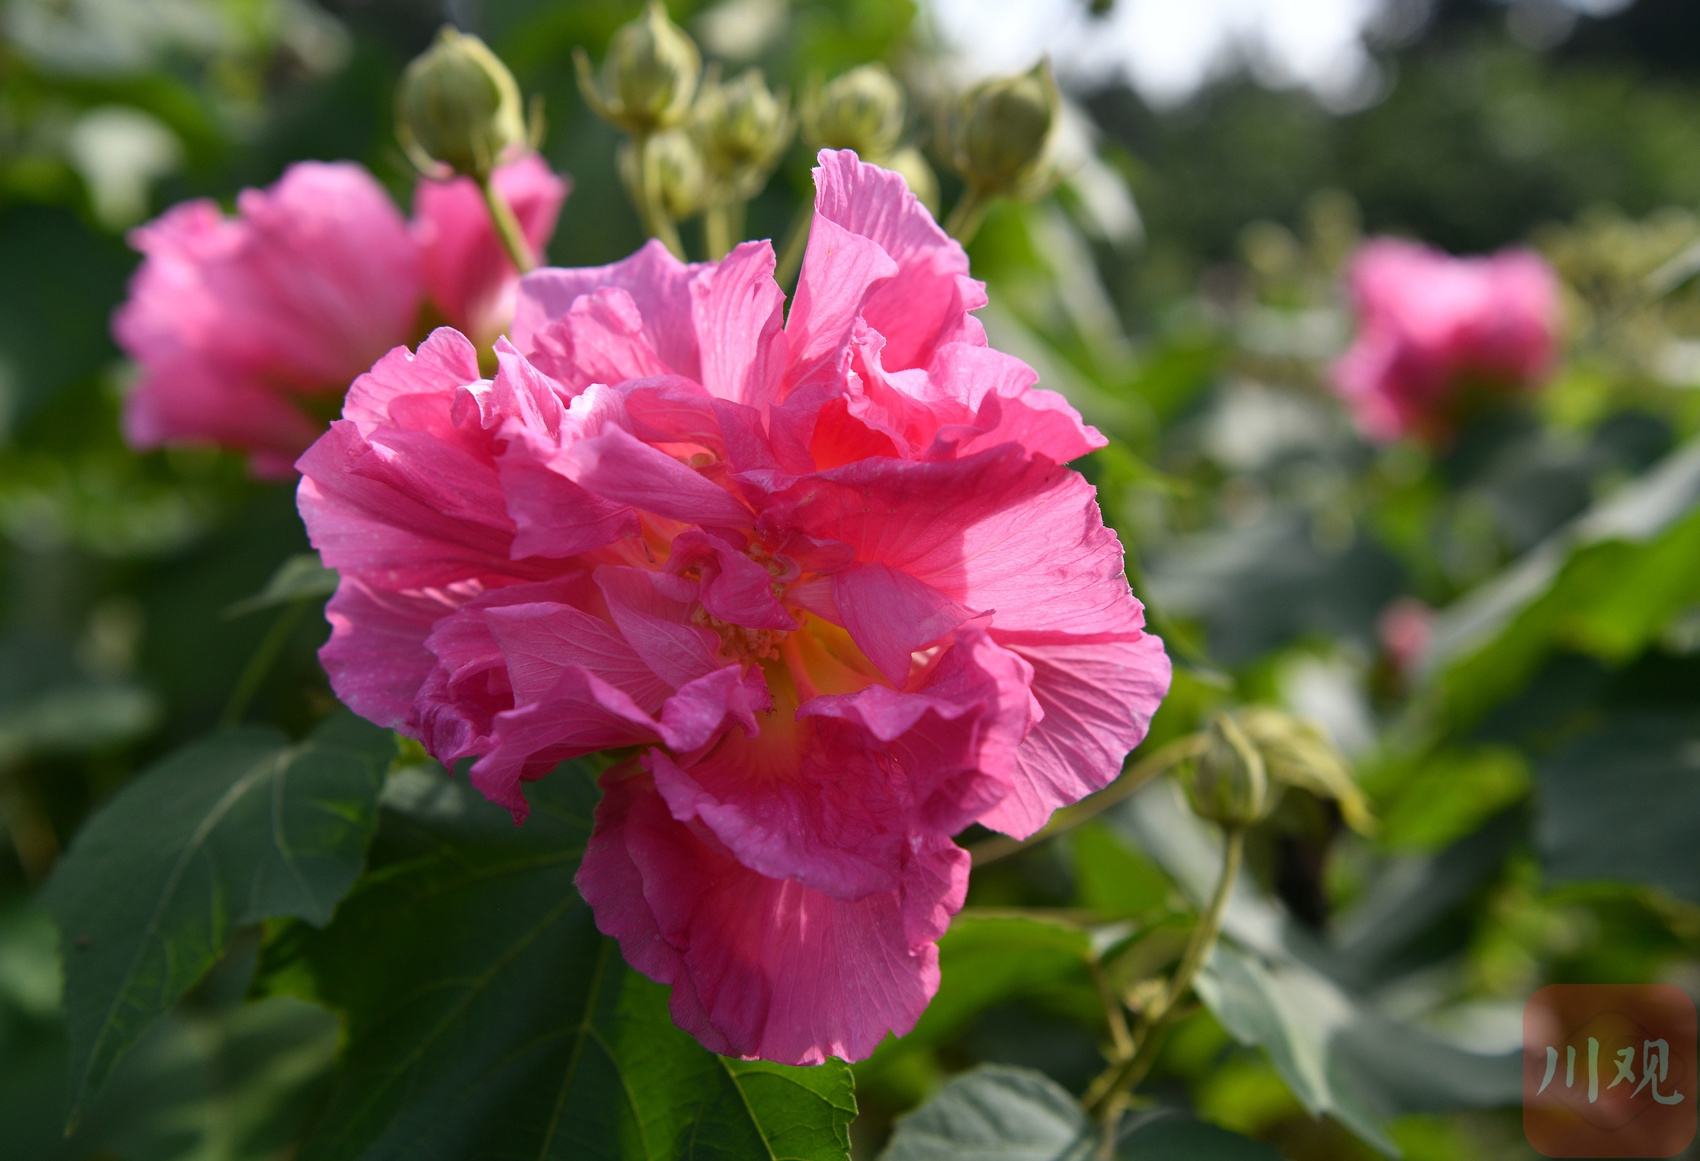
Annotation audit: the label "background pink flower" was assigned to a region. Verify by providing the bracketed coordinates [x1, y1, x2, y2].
[296, 150, 1170, 1065]
[414, 155, 570, 348]
[1331, 237, 1562, 443]
[115, 157, 567, 477]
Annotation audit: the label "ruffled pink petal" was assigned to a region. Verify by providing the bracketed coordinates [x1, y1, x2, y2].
[594, 566, 724, 690]
[474, 668, 662, 820]
[561, 424, 752, 527]
[832, 561, 972, 684]
[810, 150, 987, 371]
[483, 598, 670, 712]
[521, 287, 676, 393]
[514, 239, 708, 381]
[414, 155, 569, 345]
[977, 633, 1172, 838]
[656, 665, 768, 753]
[785, 212, 897, 395]
[690, 240, 788, 409]
[577, 765, 969, 1063]
[664, 530, 795, 631]
[320, 578, 455, 733]
[802, 626, 1036, 835]
[768, 446, 1146, 640]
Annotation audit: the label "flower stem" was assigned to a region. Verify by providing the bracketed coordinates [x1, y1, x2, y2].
[1082, 826, 1244, 1133]
[705, 200, 736, 261]
[478, 172, 537, 274]
[944, 187, 991, 245]
[633, 131, 686, 260]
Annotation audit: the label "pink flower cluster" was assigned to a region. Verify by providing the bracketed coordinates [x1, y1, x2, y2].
[297, 151, 1170, 1064]
[1331, 238, 1562, 443]
[115, 157, 567, 476]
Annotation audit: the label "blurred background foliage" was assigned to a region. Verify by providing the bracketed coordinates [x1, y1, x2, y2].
[7, 0, 1700, 1158]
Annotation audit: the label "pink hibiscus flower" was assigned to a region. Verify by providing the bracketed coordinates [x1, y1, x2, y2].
[115, 157, 567, 477]
[1331, 238, 1561, 444]
[296, 150, 1170, 1064]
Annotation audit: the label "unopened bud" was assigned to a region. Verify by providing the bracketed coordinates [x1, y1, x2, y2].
[396, 27, 528, 180]
[575, 1, 701, 136]
[698, 68, 793, 198]
[1185, 712, 1271, 830]
[802, 63, 906, 159]
[1233, 707, 1375, 835]
[620, 128, 705, 221]
[946, 59, 1061, 200]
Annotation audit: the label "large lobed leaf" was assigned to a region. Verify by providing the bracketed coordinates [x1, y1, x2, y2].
[879, 1064, 1280, 1160]
[258, 761, 856, 1161]
[1537, 710, 1700, 902]
[42, 712, 395, 1124]
[1419, 440, 1700, 728]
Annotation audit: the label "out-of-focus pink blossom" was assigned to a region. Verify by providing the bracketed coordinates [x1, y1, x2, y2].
[296, 150, 1170, 1065]
[1377, 597, 1435, 676]
[1331, 238, 1562, 443]
[114, 157, 567, 477]
[414, 155, 569, 347]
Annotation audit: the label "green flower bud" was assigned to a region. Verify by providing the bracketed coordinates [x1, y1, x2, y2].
[620, 128, 705, 221]
[1233, 707, 1376, 835]
[697, 68, 794, 199]
[1184, 712, 1271, 830]
[395, 27, 528, 181]
[946, 59, 1061, 200]
[802, 63, 906, 159]
[575, 1, 701, 136]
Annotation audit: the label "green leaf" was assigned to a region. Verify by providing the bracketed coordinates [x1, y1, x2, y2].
[1373, 746, 1530, 852]
[42, 712, 395, 1124]
[879, 1065, 1091, 1160]
[878, 1065, 1280, 1160]
[1420, 441, 1700, 727]
[224, 552, 339, 619]
[1537, 711, 1700, 902]
[260, 762, 856, 1161]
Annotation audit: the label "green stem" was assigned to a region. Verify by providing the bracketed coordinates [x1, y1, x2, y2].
[634, 132, 685, 260]
[705, 201, 735, 261]
[944, 187, 992, 245]
[1083, 826, 1244, 1126]
[775, 194, 813, 290]
[220, 600, 306, 729]
[478, 173, 537, 274]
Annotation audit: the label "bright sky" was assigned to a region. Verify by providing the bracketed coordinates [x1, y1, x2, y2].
[923, 0, 1638, 109]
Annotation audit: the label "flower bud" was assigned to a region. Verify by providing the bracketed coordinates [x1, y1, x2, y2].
[620, 128, 705, 221]
[697, 68, 793, 199]
[396, 27, 528, 181]
[946, 59, 1061, 200]
[1184, 712, 1271, 830]
[802, 63, 906, 159]
[1233, 707, 1376, 835]
[575, 1, 701, 136]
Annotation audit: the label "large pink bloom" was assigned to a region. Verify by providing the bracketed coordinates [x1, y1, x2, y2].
[1331, 238, 1561, 443]
[115, 157, 567, 477]
[297, 150, 1170, 1064]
